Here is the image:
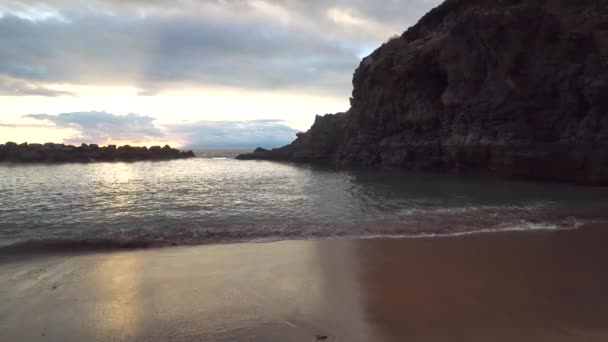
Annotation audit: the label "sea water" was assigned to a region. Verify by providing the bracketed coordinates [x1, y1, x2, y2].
[1, 151, 607, 251]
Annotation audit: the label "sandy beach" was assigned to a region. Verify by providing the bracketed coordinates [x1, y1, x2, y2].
[1, 225, 608, 342]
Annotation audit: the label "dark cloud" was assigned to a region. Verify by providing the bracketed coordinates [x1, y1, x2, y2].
[166, 119, 300, 149]
[2, 0, 440, 23]
[23, 111, 299, 148]
[0, 0, 441, 96]
[24, 111, 163, 144]
[0, 10, 359, 97]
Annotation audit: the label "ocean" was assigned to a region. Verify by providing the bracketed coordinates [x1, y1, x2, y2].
[1, 151, 607, 252]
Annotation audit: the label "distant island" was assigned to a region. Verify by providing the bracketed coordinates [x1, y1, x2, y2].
[0, 142, 195, 163]
[238, 0, 608, 185]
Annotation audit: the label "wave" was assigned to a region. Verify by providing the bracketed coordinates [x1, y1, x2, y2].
[1, 205, 602, 255]
[193, 150, 245, 159]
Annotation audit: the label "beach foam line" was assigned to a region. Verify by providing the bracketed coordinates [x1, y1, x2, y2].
[1, 204, 603, 254]
[0, 223, 596, 256]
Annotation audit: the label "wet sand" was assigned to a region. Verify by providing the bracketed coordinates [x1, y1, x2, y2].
[1, 225, 608, 341]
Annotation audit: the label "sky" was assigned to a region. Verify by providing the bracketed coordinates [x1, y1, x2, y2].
[0, 0, 441, 149]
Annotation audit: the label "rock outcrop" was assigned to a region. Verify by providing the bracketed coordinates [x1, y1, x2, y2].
[0, 142, 195, 163]
[237, 0, 608, 185]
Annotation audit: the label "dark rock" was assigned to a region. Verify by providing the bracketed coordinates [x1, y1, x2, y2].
[237, 0, 608, 185]
[0, 142, 196, 164]
[181, 150, 196, 158]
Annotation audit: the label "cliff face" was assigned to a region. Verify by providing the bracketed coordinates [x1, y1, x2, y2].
[237, 0, 608, 185]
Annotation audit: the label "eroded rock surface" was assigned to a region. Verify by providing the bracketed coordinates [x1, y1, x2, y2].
[238, 0, 608, 185]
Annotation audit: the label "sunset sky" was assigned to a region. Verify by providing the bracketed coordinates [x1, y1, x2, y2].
[0, 0, 440, 148]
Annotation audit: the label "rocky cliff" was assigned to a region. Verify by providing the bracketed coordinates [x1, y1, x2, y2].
[0, 142, 195, 163]
[237, 0, 608, 185]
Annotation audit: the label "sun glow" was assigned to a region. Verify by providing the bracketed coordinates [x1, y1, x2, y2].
[1, 83, 348, 146]
[102, 140, 185, 148]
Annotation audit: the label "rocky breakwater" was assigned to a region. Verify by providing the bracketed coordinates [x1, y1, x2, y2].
[238, 0, 608, 185]
[0, 142, 195, 163]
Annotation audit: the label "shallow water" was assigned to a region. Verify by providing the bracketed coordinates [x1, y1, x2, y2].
[1, 152, 607, 251]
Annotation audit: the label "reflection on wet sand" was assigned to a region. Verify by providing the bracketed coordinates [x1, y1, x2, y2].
[2, 225, 608, 341]
[354, 224, 608, 341]
[90, 252, 143, 339]
[83, 241, 373, 341]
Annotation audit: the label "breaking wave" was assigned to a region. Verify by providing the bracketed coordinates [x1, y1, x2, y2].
[0, 205, 599, 254]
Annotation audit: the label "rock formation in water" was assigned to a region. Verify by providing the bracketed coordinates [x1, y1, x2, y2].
[237, 0, 608, 185]
[0, 142, 196, 163]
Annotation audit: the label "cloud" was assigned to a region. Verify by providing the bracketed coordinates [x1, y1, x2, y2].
[0, 11, 358, 97]
[23, 111, 299, 148]
[0, 76, 74, 96]
[24, 111, 163, 144]
[166, 119, 300, 149]
[0, 122, 50, 128]
[1, 0, 441, 25]
[0, 0, 442, 97]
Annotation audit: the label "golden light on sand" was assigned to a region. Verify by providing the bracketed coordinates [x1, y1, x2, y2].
[89, 252, 143, 337]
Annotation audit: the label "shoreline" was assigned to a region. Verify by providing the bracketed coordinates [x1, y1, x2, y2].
[0, 222, 593, 261]
[2, 224, 608, 341]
